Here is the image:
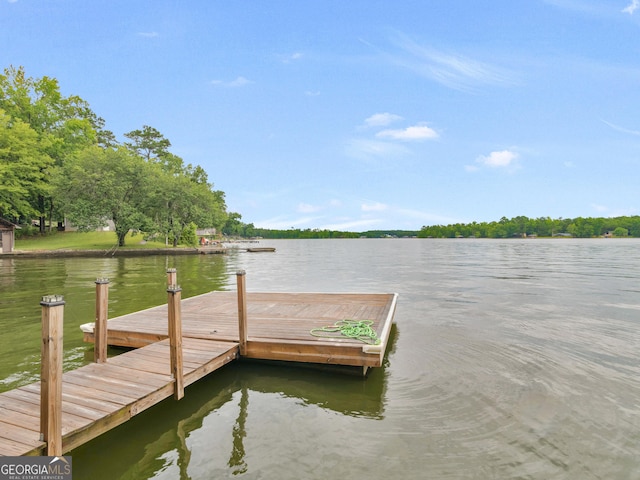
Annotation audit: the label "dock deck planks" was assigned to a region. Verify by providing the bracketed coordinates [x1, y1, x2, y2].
[0, 338, 238, 456]
[0, 290, 397, 456]
[82, 291, 397, 368]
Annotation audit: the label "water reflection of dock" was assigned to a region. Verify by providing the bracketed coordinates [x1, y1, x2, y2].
[0, 271, 397, 456]
[71, 350, 398, 479]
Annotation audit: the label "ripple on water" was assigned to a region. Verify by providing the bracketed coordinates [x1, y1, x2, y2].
[385, 321, 640, 478]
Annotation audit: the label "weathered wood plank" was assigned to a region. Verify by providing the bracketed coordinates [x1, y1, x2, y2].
[0, 422, 44, 454]
[0, 336, 240, 456]
[244, 340, 382, 367]
[183, 347, 238, 386]
[57, 383, 128, 414]
[127, 383, 176, 417]
[22, 384, 109, 420]
[0, 407, 41, 432]
[62, 371, 155, 401]
[61, 403, 134, 453]
[0, 394, 41, 419]
[4, 386, 97, 436]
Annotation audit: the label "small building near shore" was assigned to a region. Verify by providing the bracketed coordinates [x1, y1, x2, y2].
[0, 218, 19, 253]
[196, 227, 218, 245]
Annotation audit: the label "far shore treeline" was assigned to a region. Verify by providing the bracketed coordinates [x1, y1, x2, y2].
[223, 215, 640, 239]
[417, 215, 639, 239]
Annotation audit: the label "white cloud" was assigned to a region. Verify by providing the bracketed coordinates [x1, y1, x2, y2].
[361, 202, 388, 212]
[280, 52, 303, 63]
[623, 0, 639, 14]
[590, 205, 637, 217]
[364, 113, 403, 127]
[602, 119, 640, 135]
[230, 77, 252, 87]
[211, 76, 253, 87]
[321, 218, 384, 231]
[297, 203, 322, 213]
[476, 149, 519, 168]
[389, 34, 516, 92]
[305, 91, 321, 96]
[256, 215, 320, 230]
[345, 138, 411, 160]
[395, 208, 463, 225]
[376, 123, 439, 141]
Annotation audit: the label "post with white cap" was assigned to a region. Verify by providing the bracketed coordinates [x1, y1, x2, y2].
[40, 294, 65, 456]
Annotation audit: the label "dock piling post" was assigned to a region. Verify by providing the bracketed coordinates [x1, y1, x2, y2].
[94, 278, 109, 363]
[236, 270, 248, 356]
[167, 268, 177, 286]
[167, 284, 185, 400]
[40, 294, 65, 456]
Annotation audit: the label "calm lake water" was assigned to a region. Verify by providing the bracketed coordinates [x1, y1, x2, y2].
[1, 239, 639, 479]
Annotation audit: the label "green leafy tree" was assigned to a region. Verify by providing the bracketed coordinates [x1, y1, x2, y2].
[141, 153, 228, 246]
[179, 222, 198, 247]
[54, 146, 154, 246]
[0, 66, 106, 231]
[613, 227, 628, 237]
[417, 215, 640, 238]
[0, 109, 52, 219]
[148, 172, 202, 246]
[121, 125, 229, 245]
[222, 212, 244, 236]
[124, 125, 182, 171]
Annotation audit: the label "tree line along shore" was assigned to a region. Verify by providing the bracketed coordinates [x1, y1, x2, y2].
[1, 66, 236, 248]
[186, 214, 640, 239]
[416, 215, 639, 239]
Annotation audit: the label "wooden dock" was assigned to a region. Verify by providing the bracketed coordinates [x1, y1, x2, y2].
[0, 338, 237, 456]
[82, 291, 397, 368]
[0, 271, 397, 457]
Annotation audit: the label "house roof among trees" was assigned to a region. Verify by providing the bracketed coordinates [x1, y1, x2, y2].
[0, 218, 19, 229]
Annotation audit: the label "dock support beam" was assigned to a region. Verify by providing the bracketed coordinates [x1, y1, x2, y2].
[94, 278, 109, 363]
[40, 295, 65, 456]
[236, 270, 248, 356]
[167, 284, 185, 400]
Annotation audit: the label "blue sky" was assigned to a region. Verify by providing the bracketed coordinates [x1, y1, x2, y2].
[2, 1, 640, 231]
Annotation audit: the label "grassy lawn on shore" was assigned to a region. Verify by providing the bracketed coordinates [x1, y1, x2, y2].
[16, 231, 175, 251]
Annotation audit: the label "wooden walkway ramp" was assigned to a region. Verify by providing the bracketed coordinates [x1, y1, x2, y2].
[0, 338, 238, 456]
[0, 271, 397, 457]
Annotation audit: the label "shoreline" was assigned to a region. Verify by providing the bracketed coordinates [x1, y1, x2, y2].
[1, 246, 227, 258]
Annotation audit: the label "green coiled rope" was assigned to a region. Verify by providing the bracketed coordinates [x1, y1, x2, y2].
[310, 319, 380, 345]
